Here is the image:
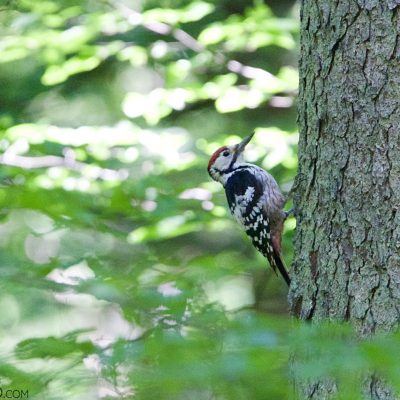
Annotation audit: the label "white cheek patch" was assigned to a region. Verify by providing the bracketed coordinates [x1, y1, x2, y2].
[215, 154, 232, 171]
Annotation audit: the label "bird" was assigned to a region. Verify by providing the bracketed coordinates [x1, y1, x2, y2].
[207, 133, 291, 286]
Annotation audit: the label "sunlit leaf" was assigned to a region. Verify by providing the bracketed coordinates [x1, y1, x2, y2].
[15, 336, 95, 359]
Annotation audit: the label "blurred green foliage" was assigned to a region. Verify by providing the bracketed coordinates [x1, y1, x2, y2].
[0, 0, 399, 399]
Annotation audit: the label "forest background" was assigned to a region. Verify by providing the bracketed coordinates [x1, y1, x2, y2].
[1, 0, 399, 399]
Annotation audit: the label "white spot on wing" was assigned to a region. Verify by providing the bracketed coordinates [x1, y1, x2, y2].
[244, 186, 255, 202]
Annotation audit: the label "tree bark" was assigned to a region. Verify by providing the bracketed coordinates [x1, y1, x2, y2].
[290, 0, 400, 398]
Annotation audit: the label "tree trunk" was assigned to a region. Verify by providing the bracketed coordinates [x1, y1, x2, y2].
[290, 0, 400, 398]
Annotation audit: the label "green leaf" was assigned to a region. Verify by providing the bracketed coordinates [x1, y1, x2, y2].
[15, 334, 95, 359]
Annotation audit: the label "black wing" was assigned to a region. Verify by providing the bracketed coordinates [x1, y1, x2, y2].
[225, 169, 264, 218]
[225, 169, 273, 259]
[225, 169, 290, 285]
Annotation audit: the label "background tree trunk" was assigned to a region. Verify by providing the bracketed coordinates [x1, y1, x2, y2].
[290, 0, 400, 398]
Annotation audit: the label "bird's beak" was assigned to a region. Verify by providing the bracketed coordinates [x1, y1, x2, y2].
[234, 133, 254, 154]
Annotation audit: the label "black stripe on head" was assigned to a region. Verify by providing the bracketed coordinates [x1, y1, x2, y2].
[227, 151, 239, 171]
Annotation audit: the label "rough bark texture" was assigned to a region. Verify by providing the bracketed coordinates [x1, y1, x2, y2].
[289, 0, 400, 398]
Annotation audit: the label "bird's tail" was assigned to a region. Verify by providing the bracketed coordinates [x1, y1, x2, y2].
[271, 250, 291, 286]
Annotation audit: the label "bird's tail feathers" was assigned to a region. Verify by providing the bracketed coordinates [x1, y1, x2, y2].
[271, 250, 291, 286]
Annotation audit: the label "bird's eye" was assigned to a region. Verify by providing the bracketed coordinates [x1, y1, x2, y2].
[222, 151, 230, 157]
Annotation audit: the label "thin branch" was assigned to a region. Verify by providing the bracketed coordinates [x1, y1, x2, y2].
[110, 0, 286, 83]
[111, 1, 205, 53]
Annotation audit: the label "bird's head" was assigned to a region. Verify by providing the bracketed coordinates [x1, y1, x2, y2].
[207, 133, 254, 184]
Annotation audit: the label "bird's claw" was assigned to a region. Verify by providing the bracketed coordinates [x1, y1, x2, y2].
[284, 207, 294, 219]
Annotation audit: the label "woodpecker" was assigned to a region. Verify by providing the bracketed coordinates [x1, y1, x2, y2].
[207, 133, 290, 286]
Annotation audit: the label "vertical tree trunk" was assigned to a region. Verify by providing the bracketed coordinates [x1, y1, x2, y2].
[290, 0, 400, 398]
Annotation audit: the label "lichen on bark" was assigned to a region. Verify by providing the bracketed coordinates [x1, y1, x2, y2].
[290, 0, 400, 398]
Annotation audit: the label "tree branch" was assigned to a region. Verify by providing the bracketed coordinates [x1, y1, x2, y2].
[110, 0, 282, 82]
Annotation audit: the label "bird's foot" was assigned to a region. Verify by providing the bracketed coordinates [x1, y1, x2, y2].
[283, 207, 294, 220]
